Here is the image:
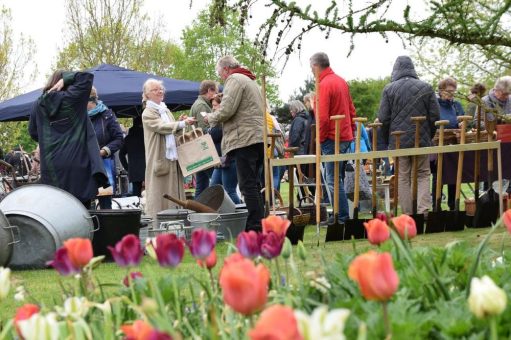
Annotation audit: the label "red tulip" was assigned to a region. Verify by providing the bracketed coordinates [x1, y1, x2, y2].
[249, 304, 303, 340]
[197, 249, 217, 269]
[14, 304, 40, 337]
[503, 209, 511, 234]
[261, 215, 291, 236]
[376, 212, 389, 223]
[219, 253, 270, 315]
[155, 233, 185, 268]
[391, 214, 417, 240]
[121, 320, 173, 340]
[108, 234, 143, 267]
[63, 238, 93, 268]
[47, 247, 79, 276]
[364, 218, 390, 245]
[260, 231, 285, 259]
[123, 271, 144, 287]
[188, 228, 216, 259]
[236, 231, 262, 258]
[348, 251, 399, 301]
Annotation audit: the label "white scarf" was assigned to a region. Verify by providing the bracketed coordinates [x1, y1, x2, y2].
[146, 100, 178, 161]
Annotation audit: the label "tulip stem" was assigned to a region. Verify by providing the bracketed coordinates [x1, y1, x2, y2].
[499, 231, 506, 257]
[173, 275, 182, 320]
[275, 258, 283, 286]
[208, 268, 216, 293]
[490, 316, 498, 340]
[382, 301, 391, 338]
[127, 269, 138, 305]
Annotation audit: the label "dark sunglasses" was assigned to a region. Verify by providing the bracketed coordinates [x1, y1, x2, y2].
[88, 97, 97, 102]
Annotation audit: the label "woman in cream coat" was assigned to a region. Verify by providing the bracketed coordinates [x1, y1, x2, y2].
[141, 79, 195, 224]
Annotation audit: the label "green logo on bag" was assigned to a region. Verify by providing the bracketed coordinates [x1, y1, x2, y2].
[186, 156, 214, 171]
[200, 141, 209, 150]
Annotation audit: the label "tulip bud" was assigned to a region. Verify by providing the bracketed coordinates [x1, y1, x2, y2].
[281, 238, 292, 260]
[145, 238, 157, 260]
[59, 297, 89, 319]
[0, 267, 11, 300]
[468, 275, 507, 319]
[297, 241, 307, 261]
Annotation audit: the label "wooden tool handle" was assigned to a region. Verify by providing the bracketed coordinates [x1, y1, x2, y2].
[285, 147, 300, 155]
[353, 117, 368, 123]
[392, 132, 404, 216]
[367, 122, 383, 128]
[455, 119, 469, 201]
[391, 130, 405, 137]
[267, 133, 282, 138]
[330, 115, 345, 121]
[435, 123, 447, 210]
[370, 121, 380, 216]
[457, 115, 473, 122]
[435, 120, 450, 127]
[353, 120, 364, 207]
[411, 116, 427, 122]
[314, 69, 322, 227]
[163, 194, 216, 213]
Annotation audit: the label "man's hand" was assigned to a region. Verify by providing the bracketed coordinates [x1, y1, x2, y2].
[184, 117, 196, 125]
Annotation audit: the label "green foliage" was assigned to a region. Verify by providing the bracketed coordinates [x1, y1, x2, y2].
[176, 6, 280, 104]
[55, 0, 183, 77]
[0, 122, 36, 154]
[348, 77, 389, 122]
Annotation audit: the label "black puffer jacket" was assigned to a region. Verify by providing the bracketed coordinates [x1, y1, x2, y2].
[289, 110, 309, 155]
[378, 56, 440, 149]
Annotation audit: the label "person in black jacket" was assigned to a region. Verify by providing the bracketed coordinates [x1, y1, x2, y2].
[288, 100, 309, 155]
[119, 116, 146, 197]
[378, 56, 440, 215]
[29, 71, 109, 207]
[88, 86, 124, 209]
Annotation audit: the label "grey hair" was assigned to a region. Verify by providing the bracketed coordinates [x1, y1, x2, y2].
[494, 76, 511, 94]
[310, 52, 330, 69]
[288, 100, 307, 114]
[216, 55, 240, 70]
[142, 78, 165, 102]
[303, 92, 315, 104]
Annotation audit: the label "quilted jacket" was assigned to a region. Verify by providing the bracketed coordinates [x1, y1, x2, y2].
[378, 56, 440, 149]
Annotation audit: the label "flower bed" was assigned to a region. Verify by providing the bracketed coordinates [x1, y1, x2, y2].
[1, 212, 511, 339]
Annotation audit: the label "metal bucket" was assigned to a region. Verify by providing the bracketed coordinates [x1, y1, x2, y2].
[196, 185, 236, 214]
[187, 209, 248, 240]
[187, 213, 220, 230]
[0, 210, 17, 266]
[0, 184, 94, 269]
[157, 208, 193, 227]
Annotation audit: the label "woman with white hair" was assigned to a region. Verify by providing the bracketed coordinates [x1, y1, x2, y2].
[477, 76, 511, 126]
[288, 100, 309, 155]
[141, 78, 196, 223]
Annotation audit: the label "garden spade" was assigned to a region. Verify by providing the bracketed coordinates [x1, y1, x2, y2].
[367, 121, 382, 218]
[391, 131, 405, 217]
[410, 116, 427, 231]
[325, 115, 346, 242]
[285, 146, 309, 244]
[445, 115, 472, 231]
[425, 120, 449, 233]
[344, 117, 368, 240]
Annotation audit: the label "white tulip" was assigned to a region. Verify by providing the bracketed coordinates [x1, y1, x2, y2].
[0, 267, 11, 300]
[468, 276, 507, 319]
[14, 286, 25, 302]
[18, 312, 60, 340]
[145, 237, 157, 260]
[57, 297, 89, 319]
[295, 305, 351, 340]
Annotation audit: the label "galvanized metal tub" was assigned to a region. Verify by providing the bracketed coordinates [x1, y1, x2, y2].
[0, 184, 94, 269]
[0, 210, 16, 266]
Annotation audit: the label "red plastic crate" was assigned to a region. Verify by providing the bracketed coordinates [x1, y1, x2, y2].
[496, 124, 511, 142]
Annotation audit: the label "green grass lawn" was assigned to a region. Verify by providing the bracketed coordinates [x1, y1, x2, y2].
[1, 222, 507, 321]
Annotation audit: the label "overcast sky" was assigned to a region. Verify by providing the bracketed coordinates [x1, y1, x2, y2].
[5, 0, 412, 101]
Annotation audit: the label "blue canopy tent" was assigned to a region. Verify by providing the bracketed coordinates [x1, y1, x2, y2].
[0, 64, 201, 121]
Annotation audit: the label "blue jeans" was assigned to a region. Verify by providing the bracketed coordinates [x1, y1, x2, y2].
[272, 165, 286, 191]
[194, 168, 213, 199]
[211, 160, 241, 204]
[321, 139, 350, 222]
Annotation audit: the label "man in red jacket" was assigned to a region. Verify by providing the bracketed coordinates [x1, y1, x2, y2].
[310, 52, 357, 223]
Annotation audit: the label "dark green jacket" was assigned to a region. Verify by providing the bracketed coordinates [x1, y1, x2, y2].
[28, 72, 108, 202]
[190, 95, 212, 132]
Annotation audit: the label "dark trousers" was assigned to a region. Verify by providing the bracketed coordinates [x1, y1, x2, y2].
[98, 196, 112, 209]
[194, 167, 213, 199]
[234, 143, 265, 232]
[131, 181, 143, 197]
[431, 167, 455, 211]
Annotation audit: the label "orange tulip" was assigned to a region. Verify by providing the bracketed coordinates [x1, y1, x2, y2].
[121, 320, 153, 340]
[503, 209, 511, 234]
[391, 214, 417, 240]
[197, 249, 217, 269]
[219, 253, 270, 315]
[364, 218, 390, 245]
[63, 238, 93, 268]
[261, 215, 290, 236]
[348, 251, 399, 301]
[249, 305, 303, 340]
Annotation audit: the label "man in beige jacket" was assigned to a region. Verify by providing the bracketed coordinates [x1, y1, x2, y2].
[205, 56, 265, 232]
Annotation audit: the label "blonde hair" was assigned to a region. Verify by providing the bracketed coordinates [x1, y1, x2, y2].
[142, 78, 165, 103]
[495, 76, 511, 94]
[90, 86, 98, 99]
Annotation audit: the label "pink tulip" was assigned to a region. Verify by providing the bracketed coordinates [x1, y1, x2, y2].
[108, 234, 143, 267]
[261, 215, 290, 237]
[503, 209, 511, 234]
[188, 228, 216, 259]
[197, 249, 217, 270]
[155, 234, 185, 268]
[47, 247, 79, 276]
[260, 232, 285, 260]
[236, 231, 262, 258]
[364, 218, 391, 245]
[123, 271, 144, 287]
